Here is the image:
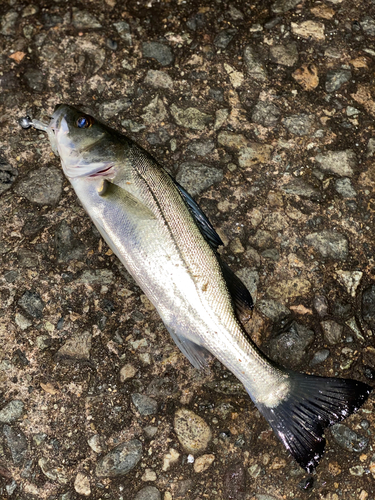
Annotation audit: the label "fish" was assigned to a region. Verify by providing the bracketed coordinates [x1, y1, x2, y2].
[20, 105, 372, 472]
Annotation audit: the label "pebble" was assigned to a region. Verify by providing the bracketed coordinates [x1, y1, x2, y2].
[1, 10, 18, 36]
[113, 21, 132, 45]
[321, 320, 343, 345]
[55, 221, 85, 262]
[142, 42, 174, 66]
[281, 178, 320, 199]
[269, 321, 315, 365]
[330, 424, 369, 452]
[15, 313, 32, 330]
[134, 486, 161, 500]
[193, 454, 215, 473]
[131, 393, 158, 415]
[283, 114, 314, 136]
[88, 435, 104, 453]
[252, 102, 280, 127]
[120, 363, 137, 382]
[336, 270, 362, 297]
[144, 69, 173, 89]
[141, 468, 156, 481]
[0, 400, 24, 424]
[224, 463, 246, 500]
[162, 448, 180, 471]
[38, 457, 68, 484]
[315, 150, 356, 177]
[176, 161, 223, 196]
[57, 331, 92, 360]
[252, 230, 273, 250]
[3, 425, 28, 465]
[218, 132, 248, 150]
[269, 43, 298, 66]
[142, 96, 168, 125]
[291, 20, 325, 41]
[243, 45, 268, 81]
[256, 299, 290, 321]
[238, 143, 273, 168]
[170, 104, 213, 130]
[335, 178, 356, 197]
[305, 231, 348, 260]
[361, 17, 375, 36]
[187, 140, 215, 156]
[18, 290, 45, 319]
[74, 472, 91, 496]
[15, 167, 63, 204]
[146, 376, 179, 397]
[362, 284, 375, 327]
[326, 69, 352, 93]
[214, 108, 229, 130]
[236, 268, 259, 302]
[76, 269, 115, 285]
[100, 98, 132, 120]
[174, 408, 211, 454]
[72, 8, 102, 28]
[310, 349, 330, 366]
[96, 439, 142, 477]
[272, 0, 300, 13]
[267, 277, 311, 300]
[214, 28, 237, 49]
[17, 248, 38, 268]
[0, 164, 18, 194]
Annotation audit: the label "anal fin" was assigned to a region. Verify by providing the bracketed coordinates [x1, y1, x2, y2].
[165, 325, 211, 370]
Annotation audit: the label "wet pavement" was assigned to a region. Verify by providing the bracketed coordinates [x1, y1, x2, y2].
[0, 0, 375, 499]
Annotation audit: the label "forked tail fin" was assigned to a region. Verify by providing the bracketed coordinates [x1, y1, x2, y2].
[254, 374, 372, 472]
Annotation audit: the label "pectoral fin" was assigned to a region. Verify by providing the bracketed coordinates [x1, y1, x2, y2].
[98, 180, 155, 220]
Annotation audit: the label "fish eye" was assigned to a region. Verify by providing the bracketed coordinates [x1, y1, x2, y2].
[76, 116, 93, 129]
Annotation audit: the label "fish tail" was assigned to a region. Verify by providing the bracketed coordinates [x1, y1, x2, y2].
[253, 373, 372, 472]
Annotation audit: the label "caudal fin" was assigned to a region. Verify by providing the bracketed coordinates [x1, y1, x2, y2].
[255, 373, 372, 472]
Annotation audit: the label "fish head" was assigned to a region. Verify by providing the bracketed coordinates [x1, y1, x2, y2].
[48, 104, 122, 179]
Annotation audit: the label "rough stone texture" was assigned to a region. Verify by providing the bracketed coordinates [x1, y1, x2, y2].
[315, 150, 356, 177]
[252, 102, 280, 127]
[321, 320, 343, 345]
[268, 321, 315, 366]
[0, 164, 18, 194]
[331, 425, 369, 453]
[176, 161, 223, 196]
[96, 439, 142, 477]
[18, 290, 45, 318]
[362, 285, 375, 328]
[174, 409, 211, 454]
[56, 331, 92, 360]
[142, 42, 174, 66]
[243, 45, 268, 81]
[134, 486, 161, 500]
[3, 425, 28, 465]
[326, 69, 352, 93]
[305, 231, 348, 260]
[170, 104, 213, 130]
[283, 114, 314, 136]
[0, 400, 24, 424]
[269, 43, 298, 66]
[15, 167, 63, 204]
[131, 393, 158, 415]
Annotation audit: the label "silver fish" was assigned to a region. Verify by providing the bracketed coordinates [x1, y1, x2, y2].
[20, 105, 372, 472]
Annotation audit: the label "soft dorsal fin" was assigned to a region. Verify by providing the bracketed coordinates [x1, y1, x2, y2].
[220, 260, 254, 322]
[173, 180, 224, 252]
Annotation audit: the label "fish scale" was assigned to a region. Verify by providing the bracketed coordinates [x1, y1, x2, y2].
[20, 104, 372, 473]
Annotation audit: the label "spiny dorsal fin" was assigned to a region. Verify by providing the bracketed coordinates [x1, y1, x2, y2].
[173, 180, 224, 252]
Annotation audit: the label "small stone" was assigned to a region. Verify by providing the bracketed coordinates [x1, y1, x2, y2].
[263, 213, 289, 231]
[321, 320, 343, 345]
[72, 9, 101, 28]
[15, 313, 32, 330]
[113, 21, 132, 45]
[362, 285, 375, 328]
[224, 463, 246, 500]
[141, 95, 168, 125]
[310, 349, 330, 366]
[283, 114, 314, 136]
[120, 363, 137, 382]
[305, 231, 348, 260]
[238, 143, 273, 168]
[269, 43, 298, 66]
[38, 457, 68, 484]
[57, 331, 92, 360]
[281, 178, 320, 199]
[162, 448, 180, 471]
[144, 69, 173, 89]
[1, 10, 18, 36]
[291, 21, 325, 41]
[336, 270, 362, 297]
[349, 465, 365, 476]
[15, 167, 63, 204]
[243, 45, 268, 81]
[134, 486, 161, 500]
[170, 104, 213, 130]
[176, 162, 223, 196]
[144, 426, 158, 438]
[17, 248, 38, 268]
[330, 424, 368, 452]
[257, 299, 290, 321]
[96, 439, 142, 477]
[187, 140, 215, 156]
[346, 106, 360, 117]
[174, 408, 211, 454]
[131, 394, 158, 416]
[142, 42, 174, 66]
[88, 435, 104, 453]
[313, 295, 329, 317]
[18, 290, 45, 319]
[236, 268, 259, 302]
[272, 0, 300, 13]
[248, 463, 264, 478]
[76, 269, 115, 285]
[224, 63, 244, 88]
[214, 108, 229, 130]
[252, 102, 280, 127]
[214, 29, 237, 49]
[218, 132, 248, 150]
[0, 400, 24, 424]
[267, 277, 311, 300]
[252, 230, 273, 250]
[55, 221, 85, 262]
[74, 472, 91, 497]
[361, 17, 375, 36]
[0, 164, 18, 195]
[193, 454, 215, 473]
[335, 178, 356, 198]
[141, 468, 157, 481]
[292, 64, 319, 90]
[3, 425, 28, 465]
[326, 69, 352, 93]
[100, 98, 132, 120]
[269, 321, 314, 365]
[315, 150, 356, 177]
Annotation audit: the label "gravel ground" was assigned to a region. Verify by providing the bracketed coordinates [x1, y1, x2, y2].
[1, 0, 375, 499]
